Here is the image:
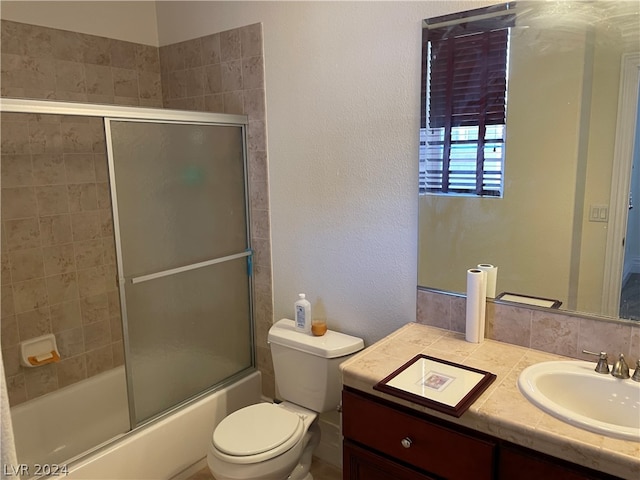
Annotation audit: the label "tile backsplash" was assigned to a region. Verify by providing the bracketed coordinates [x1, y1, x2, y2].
[1, 19, 274, 404]
[417, 288, 640, 366]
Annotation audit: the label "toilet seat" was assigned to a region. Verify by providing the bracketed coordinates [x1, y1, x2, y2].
[211, 403, 305, 464]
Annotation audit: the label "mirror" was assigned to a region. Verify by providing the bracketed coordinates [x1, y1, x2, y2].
[418, 1, 640, 322]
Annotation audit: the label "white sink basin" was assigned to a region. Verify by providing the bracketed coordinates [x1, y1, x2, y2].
[518, 360, 640, 441]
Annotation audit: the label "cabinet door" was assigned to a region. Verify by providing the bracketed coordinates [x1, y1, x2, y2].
[499, 443, 622, 480]
[344, 441, 438, 480]
[342, 389, 496, 480]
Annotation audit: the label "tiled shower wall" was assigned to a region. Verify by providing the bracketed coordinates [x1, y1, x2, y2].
[1, 113, 121, 406]
[1, 20, 275, 404]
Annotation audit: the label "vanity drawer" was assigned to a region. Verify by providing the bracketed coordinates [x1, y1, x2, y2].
[342, 389, 496, 480]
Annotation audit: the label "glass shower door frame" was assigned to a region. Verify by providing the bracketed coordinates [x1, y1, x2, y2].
[104, 116, 254, 427]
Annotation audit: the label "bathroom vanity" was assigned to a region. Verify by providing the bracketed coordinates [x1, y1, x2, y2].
[340, 323, 640, 480]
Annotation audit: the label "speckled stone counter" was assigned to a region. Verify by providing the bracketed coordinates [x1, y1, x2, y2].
[339, 323, 640, 480]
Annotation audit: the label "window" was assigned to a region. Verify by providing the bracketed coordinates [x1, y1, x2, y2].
[420, 7, 515, 197]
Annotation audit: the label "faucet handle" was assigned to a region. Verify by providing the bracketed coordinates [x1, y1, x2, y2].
[582, 350, 610, 374]
[632, 360, 640, 382]
[612, 354, 630, 379]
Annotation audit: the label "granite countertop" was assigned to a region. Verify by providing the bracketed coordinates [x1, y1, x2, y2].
[339, 322, 640, 480]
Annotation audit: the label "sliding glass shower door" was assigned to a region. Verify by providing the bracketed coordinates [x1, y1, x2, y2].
[106, 119, 252, 425]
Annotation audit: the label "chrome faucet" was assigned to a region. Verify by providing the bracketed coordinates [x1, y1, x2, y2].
[611, 354, 630, 379]
[582, 350, 610, 374]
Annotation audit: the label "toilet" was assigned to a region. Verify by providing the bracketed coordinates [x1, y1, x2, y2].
[207, 318, 364, 480]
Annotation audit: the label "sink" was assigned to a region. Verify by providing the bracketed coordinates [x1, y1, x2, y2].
[518, 360, 640, 441]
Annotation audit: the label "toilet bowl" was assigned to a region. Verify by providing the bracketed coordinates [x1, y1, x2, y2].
[207, 319, 364, 480]
[207, 402, 317, 480]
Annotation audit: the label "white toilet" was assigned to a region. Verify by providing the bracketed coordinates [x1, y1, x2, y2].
[207, 318, 364, 480]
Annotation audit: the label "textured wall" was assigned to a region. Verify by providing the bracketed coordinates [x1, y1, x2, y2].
[154, 1, 499, 346]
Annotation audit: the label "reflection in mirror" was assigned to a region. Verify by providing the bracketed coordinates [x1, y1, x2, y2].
[418, 1, 640, 322]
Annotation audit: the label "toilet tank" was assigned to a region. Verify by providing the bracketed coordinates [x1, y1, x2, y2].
[268, 319, 364, 413]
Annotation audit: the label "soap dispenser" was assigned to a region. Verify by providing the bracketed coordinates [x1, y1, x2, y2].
[294, 293, 312, 334]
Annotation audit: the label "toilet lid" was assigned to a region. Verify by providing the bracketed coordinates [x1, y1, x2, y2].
[213, 403, 302, 456]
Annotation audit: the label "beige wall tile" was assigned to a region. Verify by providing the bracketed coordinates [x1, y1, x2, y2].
[12, 278, 48, 314]
[85, 344, 113, 377]
[6, 373, 27, 405]
[50, 300, 82, 333]
[110, 39, 137, 70]
[32, 153, 66, 185]
[220, 29, 241, 62]
[9, 247, 45, 282]
[1, 315, 19, 348]
[2, 187, 38, 219]
[74, 239, 104, 269]
[93, 154, 109, 182]
[42, 243, 75, 275]
[0, 121, 30, 155]
[112, 67, 139, 98]
[68, 183, 98, 212]
[136, 44, 160, 73]
[3, 346, 21, 377]
[223, 91, 244, 115]
[64, 153, 96, 183]
[39, 214, 73, 246]
[1, 154, 34, 187]
[77, 266, 107, 298]
[138, 71, 162, 102]
[244, 88, 265, 120]
[35, 185, 69, 216]
[55, 326, 84, 357]
[204, 65, 222, 95]
[5, 217, 41, 250]
[54, 59, 86, 94]
[577, 318, 632, 363]
[1, 285, 15, 317]
[80, 293, 109, 325]
[45, 272, 79, 304]
[83, 320, 111, 351]
[71, 211, 101, 241]
[57, 355, 86, 388]
[85, 64, 114, 97]
[1, 255, 11, 285]
[24, 364, 58, 399]
[242, 56, 264, 90]
[221, 60, 242, 92]
[29, 121, 63, 154]
[81, 34, 111, 66]
[201, 33, 221, 66]
[16, 305, 51, 340]
[183, 39, 203, 69]
[240, 24, 263, 58]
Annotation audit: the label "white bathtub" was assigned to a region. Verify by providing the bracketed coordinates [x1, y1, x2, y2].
[10, 367, 261, 479]
[11, 366, 129, 473]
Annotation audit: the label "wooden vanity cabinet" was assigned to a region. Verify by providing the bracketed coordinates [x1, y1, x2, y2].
[342, 388, 497, 480]
[342, 388, 622, 480]
[498, 442, 621, 480]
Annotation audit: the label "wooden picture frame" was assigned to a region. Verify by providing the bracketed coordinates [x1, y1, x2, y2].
[374, 354, 496, 417]
[496, 292, 562, 309]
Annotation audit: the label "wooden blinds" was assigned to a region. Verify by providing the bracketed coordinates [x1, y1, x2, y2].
[421, 15, 515, 129]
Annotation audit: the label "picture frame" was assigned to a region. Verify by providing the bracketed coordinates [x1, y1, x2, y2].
[373, 354, 496, 417]
[496, 292, 562, 309]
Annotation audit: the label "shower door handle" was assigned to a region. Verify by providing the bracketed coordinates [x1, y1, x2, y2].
[129, 250, 252, 285]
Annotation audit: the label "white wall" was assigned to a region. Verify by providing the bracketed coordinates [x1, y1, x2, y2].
[0, 1, 159, 45]
[156, 1, 494, 344]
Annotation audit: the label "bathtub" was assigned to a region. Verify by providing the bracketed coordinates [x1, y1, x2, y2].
[10, 367, 261, 479]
